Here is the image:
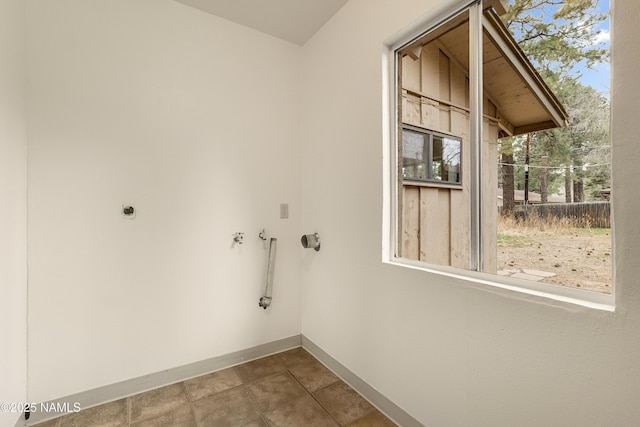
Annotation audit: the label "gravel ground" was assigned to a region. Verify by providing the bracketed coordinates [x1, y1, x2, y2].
[496, 226, 612, 294]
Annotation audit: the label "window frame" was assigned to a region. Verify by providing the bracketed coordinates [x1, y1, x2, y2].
[402, 125, 463, 185]
[381, 0, 615, 311]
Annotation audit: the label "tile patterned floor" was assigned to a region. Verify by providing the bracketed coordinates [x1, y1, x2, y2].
[33, 347, 397, 427]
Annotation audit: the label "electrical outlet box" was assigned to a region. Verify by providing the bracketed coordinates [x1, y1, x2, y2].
[280, 203, 289, 219]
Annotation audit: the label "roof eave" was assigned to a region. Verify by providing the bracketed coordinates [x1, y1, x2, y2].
[482, 9, 569, 133]
[483, 0, 509, 16]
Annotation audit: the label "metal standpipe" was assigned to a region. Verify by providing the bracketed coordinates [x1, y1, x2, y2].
[259, 238, 277, 309]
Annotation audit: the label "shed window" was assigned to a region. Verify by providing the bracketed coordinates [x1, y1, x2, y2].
[402, 126, 461, 184]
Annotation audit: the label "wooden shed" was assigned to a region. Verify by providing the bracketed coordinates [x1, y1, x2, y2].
[398, 4, 567, 272]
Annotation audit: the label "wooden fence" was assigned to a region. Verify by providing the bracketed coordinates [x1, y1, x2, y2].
[507, 202, 611, 228]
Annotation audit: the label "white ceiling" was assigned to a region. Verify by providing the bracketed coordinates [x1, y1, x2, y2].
[173, 0, 350, 46]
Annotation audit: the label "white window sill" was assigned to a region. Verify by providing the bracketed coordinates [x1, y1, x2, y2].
[385, 257, 615, 312]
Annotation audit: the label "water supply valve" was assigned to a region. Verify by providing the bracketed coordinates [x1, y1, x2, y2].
[233, 232, 244, 245]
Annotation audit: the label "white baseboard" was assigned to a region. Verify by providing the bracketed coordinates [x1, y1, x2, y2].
[27, 335, 301, 425]
[302, 336, 423, 427]
[13, 414, 25, 427]
[27, 334, 421, 427]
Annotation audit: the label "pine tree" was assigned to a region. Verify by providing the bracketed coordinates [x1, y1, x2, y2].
[499, 0, 609, 208]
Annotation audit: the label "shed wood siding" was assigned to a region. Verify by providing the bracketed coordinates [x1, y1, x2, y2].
[401, 40, 499, 272]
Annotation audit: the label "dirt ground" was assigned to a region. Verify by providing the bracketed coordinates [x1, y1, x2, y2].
[496, 223, 612, 294]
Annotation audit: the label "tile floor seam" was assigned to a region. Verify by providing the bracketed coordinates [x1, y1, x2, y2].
[312, 382, 374, 427]
[188, 400, 199, 427]
[298, 358, 391, 426]
[241, 381, 263, 420]
[238, 383, 263, 426]
[308, 392, 343, 426]
[194, 384, 257, 426]
[286, 365, 339, 394]
[258, 413, 272, 427]
[242, 381, 273, 425]
[296, 372, 381, 426]
[251, 370, 308, 416]
[190, 382, 246, 404]
[262, 413, 273, 427]
[249, 368, 313, 425]
[284, 368, 343, 426]
[306, 374, 342, 394]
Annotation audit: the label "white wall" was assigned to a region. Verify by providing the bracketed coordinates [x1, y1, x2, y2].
[0, 0, 27, 425]
[301, 0, 640, 426]
[22, 0, 640, 424]
[26, 0, 302, 403]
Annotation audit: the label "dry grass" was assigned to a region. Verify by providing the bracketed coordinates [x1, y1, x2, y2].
[499, 213, 597, 234]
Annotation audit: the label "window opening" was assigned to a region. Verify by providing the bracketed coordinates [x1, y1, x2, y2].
[393, 0, 611, 296]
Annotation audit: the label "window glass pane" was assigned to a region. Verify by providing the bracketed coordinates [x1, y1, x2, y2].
[397, 8, 469, 263]
[494, 2, 611, 294]
[433, 135, 461, 183]
[402, 130, 427, 180]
